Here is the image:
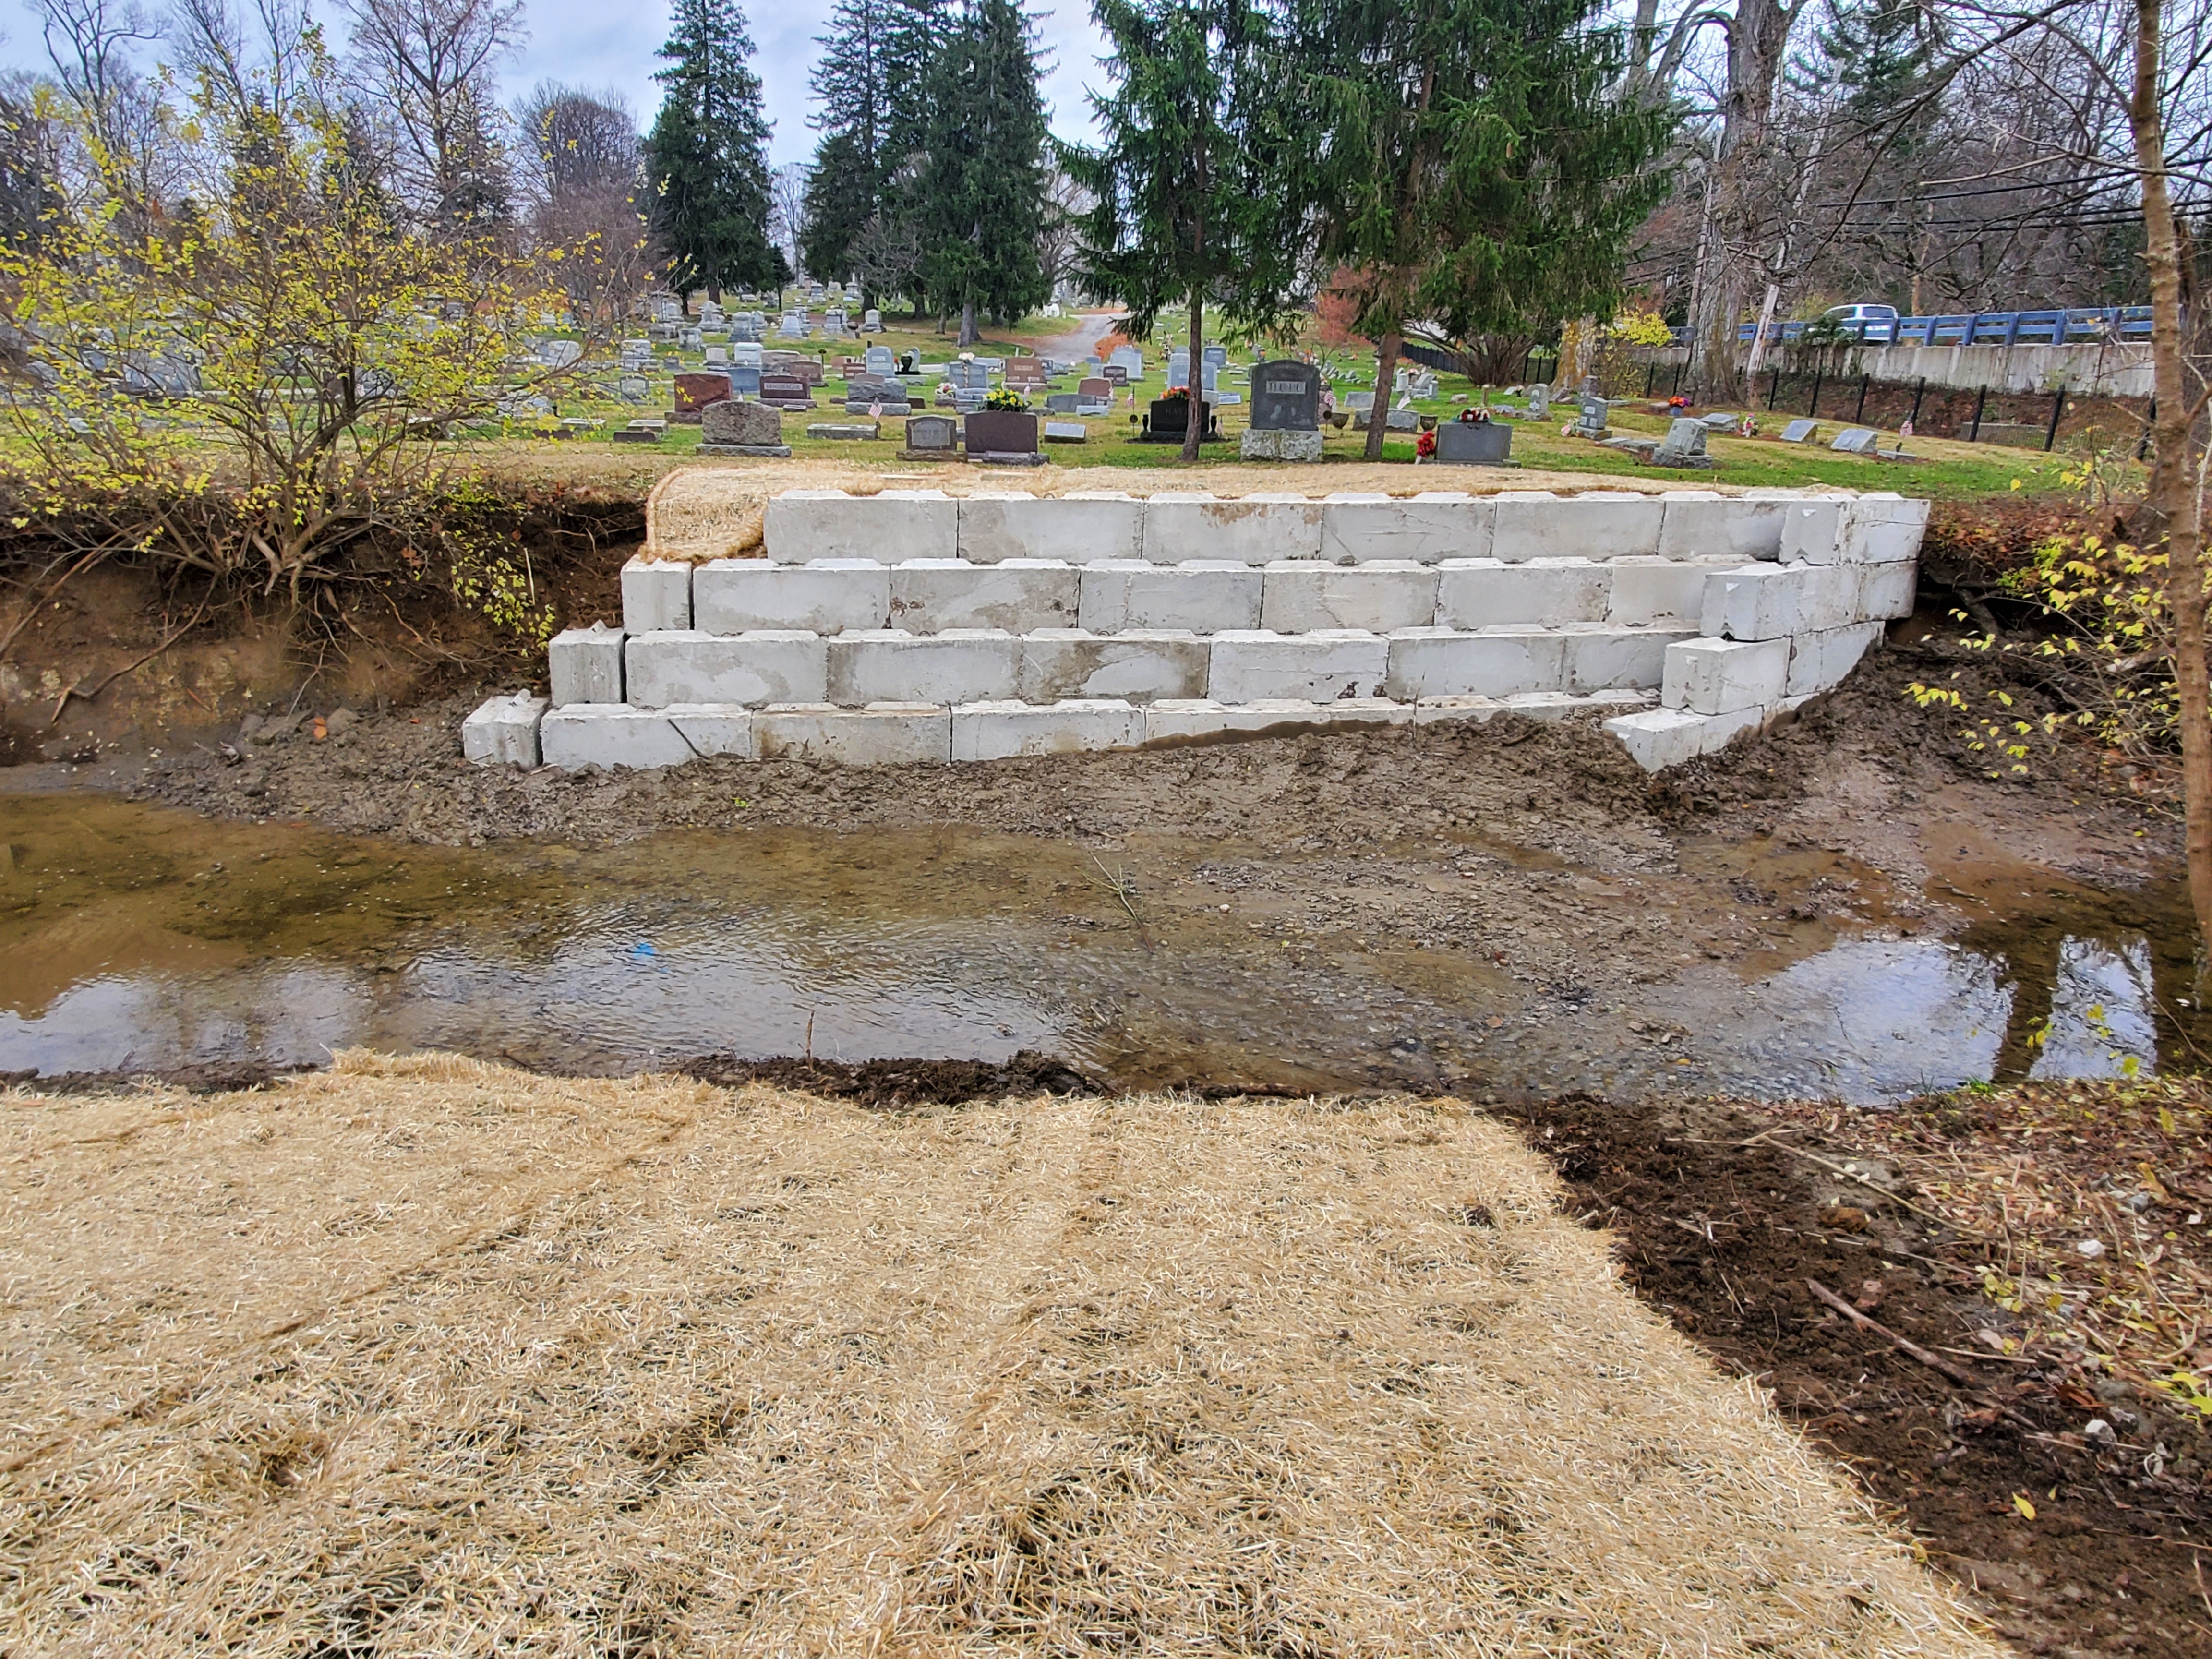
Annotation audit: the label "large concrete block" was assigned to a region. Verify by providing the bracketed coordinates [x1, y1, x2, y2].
[1800, 564, 1862, 631]
[549, 621, 625, 706]
[1844, 494, 1930, 564]
[959, 491, 1142, 564]
[1778, 498, 1848, 564]
[952, 699, 1144, 760]
[1787, 621, 1884, 697]
[542, 705, 697, 770]
[1663, 636, 1790, 714]
[764, 488, 958, 562]
[1141, 699, 1406, 742]
[621, 555, 693, 631]
[624, 630, 828, 708]
[1562, 624, 1696, 692]
[1260, 560, 1439, 632]
[1491, 491, 1664, 562]
[1383, 627, 1567, 700]
[888, 558, 1078, 631]
[1209, 629, 1389, 703]
[692, 557, 888, 634]
[1859, 561, 1917, 620]
[1318, 492, 1493, 563]
[1657, 493, 1788, 562]
[1436, 558, 1610, 627]
[1700, 564, 1808, 641]
[1411, 695, 1504, 725]
[1078, 560, 1260, 633]
[1606, 556, 1737, 626]
[462, 693, 546, 765]
[1143, 493, 1324, 564]
[664, 704, 759, 757]
[1603, 705, 1766, 771]
[1018, 628, 1209, 703]
[825, 628, 1020, 706]
[754, 701, 950, 764]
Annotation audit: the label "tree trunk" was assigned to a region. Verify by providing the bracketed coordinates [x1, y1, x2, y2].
[958, 301, 977, 348]
[1686, 0, 1796, 406]
[1364, 328, 1401, 462]
[2130, 0, 2212, 941]
[1182, 289, 1205, 462]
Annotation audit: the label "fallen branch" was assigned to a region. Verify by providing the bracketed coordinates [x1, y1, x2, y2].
[1806, 1276, 1983, 1387]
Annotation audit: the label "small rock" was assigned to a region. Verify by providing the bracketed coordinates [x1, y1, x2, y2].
[2085, 1418, 2118, 1448]
[2094, 1375, 2134, 1404]
[325, 707, 359, 734]
[2076, 1238, 2106, 1259]
[1824, 1204, 1868, 1232]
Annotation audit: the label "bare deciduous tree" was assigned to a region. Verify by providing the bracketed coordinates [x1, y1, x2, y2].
[345, 0, 522, 229]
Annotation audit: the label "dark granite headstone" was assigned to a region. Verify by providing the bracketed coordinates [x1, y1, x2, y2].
[1250, 360, 1321, 432]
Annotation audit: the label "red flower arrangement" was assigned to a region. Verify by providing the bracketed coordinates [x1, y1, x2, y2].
[1415, 428, 1437, 458]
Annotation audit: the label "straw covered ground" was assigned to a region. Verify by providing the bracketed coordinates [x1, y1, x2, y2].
[0, 1053, 2002, 1655]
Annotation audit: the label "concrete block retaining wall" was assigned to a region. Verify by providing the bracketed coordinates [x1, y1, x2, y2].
[475, 486, 1928, 773]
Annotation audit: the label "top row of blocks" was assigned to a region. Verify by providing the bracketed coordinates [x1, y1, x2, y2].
[737, 487, 1929, 573]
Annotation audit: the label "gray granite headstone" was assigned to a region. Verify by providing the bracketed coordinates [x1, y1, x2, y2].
[1250, 360, 1321, 432]
[902, 413, 959, 455]
[700, 399, 788, 453]
[1780, 418, 1817, 443]
[1832, 426, 1878, 454]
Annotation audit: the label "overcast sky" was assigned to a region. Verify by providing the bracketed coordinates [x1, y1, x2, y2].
[3, 0, 1111, 169]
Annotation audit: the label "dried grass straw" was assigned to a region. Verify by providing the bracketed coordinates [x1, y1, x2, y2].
[1, 1052, 2000, 1654]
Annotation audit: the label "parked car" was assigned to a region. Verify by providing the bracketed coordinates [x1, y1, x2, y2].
[1821, 303, 1900, 342]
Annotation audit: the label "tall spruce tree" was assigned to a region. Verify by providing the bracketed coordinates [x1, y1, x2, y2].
[912, 0, 1048, 343]
[1288, 0, 1673, 457]
[799, 127, 876, 283]
[806, 0, 946, 299]
[1064, 0, 1303, 460]
[648, 0, 788, 305]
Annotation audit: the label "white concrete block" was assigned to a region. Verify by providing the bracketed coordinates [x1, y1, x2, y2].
[825, 628, 1020, 706]
[1384, 627, 1567, 700]
[1140, 699, 1405, 742]
[1701, 564, 1808, 641]
[1663, 637, 1790, 714]
[1607, 556, 1738, 626]
[1209, 629, 1389, 703]
[1412, 695, 1505, 725]
[1844, 495, 1930, 564]
[1562, 624, 1695, 692]
[1859, 561, 1917, 620]
[1800, 563, 1862, 631]
[959, 491, 1142, 564]
[624, 630, 828, 708]
[952, 698, 1144, 760]
[1657, 493, 1788, 562]
[764, 488, 958, 562]
[1079, 560, 1260, 633]
[1603, 704, 1766, 771]
[621, 555, 693, 631]
[1787, 621, 1884, 697]
[1436, 558, 1610, 627]
[1018, 628, 1209, 703]
[462, 693, 546, 765]
[754, 701, 950, 764]
[888, 558, 1078, 631]
[664, 703, 759, 758]
[549, 621, 625, 706]
[1779, 499, 1848, 564]
[1319, 493, 1493, 563]
[541, 704, 697, 770]
[1260, 560, 1440, 632]
[1144, 494, 1323, 563]
[693, 558, 888, 634]
[1491, 492, 1663, 562]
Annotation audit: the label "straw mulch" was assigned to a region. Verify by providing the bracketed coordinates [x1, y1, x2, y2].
[0, 1053, 2002, 1655]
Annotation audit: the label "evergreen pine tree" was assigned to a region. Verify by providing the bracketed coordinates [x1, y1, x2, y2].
[1811, 0, 1932, 133]
[911, 0, 1048, 342]
[807, 0, 947, 302]
[647, 0, 788, 305]
[800, 128, 877, 284]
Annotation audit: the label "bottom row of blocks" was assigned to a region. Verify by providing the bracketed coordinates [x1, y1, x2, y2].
[464, 690, 1656, 769]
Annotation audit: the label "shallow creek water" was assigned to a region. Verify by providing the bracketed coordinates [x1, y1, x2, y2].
[0, 792, 2200, 1101]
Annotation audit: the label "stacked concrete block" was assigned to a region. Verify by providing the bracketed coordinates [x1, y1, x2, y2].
[825, 629, 1020, 705]
[764, 489, 958, 562]
[1663, 637, 1790, 715]
[1786, 622, 1884, 697]
[549, 621, 625, 705]
[693, 558, 889, 634]
[1656, 492, 1787, 562]
[1144, 494, 1324, 563]
[1078, 561, 1261, 633]
[755, 701, 950, 764]
[1209, 630, 1390, 703]
[951, 699, 1144, 760]
[463, 692, 547, 765]
[959, 491, 1141, 563]
[1491, 492, 1664, 562]
[1607, 556, 1740, 626]
[1260, 561, 1440, 632]
[543, 704, 754, 770]
[1017, 629, 1209, 703]
[1384, 627, 1567, 701]
[1602, 705, 1770, 771]
[621, 556, 693, 631]
[1859, 560, 1918, 619]
[1319, 493, 1492, 563]
[1562, 624, 1697, 692]
[1437, 559, 1611, 627]
[1142, 698, 1408, 742]
[625, 631, 828, 708]
[888, 559, 1079, 631]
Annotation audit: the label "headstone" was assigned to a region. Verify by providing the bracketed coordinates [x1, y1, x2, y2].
[699, 398, 790, 456]
[655, 295, 681, 322]
[758, 372, 815, 409]
[1699, 410, 1738, 431]
[1102, 365, 1129, 387]
[778, 312, 805, 338]
[949, 359, 989, 390]
[616, 374, 650, 403]
[730, 364, 762, 396]
[1168, 349, 1191, 385]
[1043, 421, 1087, 443]
[1432, 419, 1513, 465]
[1076, 377, 1114, 412]
[1250, 360, 1322, 432]
[865, 344, 897, 376]
[862, 308, 883, 332]
[673, 371, 733, 415]
[612, 421, 660, 445]
[704, 346, 728, 366]
[1779, 418, 1818, 444]
[1572, 396, 1609, 438]
[1200, 362, 1219, 395]
[1045, 392, 1079, 414]
[1832, 427, 1879, 454]
[731, 341, 763, 368]
[1202, 343, 1227, 373]
[807, 421, 877, 440]
[1527, 384, 1551, 418]
[1652, 418, 1714, 469]
[1110, 346, 1144, 377]
[539, 339, 583, 369]
[900, 413, 960, 459]
[1004, 357, 1046, 386]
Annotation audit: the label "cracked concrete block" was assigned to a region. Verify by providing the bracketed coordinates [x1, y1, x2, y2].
[1140, 699, 1405, 741]
[623, 630, 828, 708]
[1017, 628, 1209, 703]
[765, 488, 958, 562]
[1079, 560, 1260, 633]
[1657, 492, 1788, 562]
[1858, 561, 1917, 620]
[1318, 492, 1493, 563]
[664, 704, 758, 758]
[1436, 558, 1611, 627]
[1603, 704, 1766, 771]
[753, 701, 950, 764]
[1491, 491, 1664, 561]
[541, 704, 696, 770]
[692, 557, 888, 634]
[952, 698, 1144, 760]
[1700, 563, 1809, 641]
[462, 693, 546, 764]
[1663, 636, 1790, 714]
[1143, 493, 1324, 563]
[1787, 621, 1884, 697]
[1383, 627, 1567, 700]
[825, 628, 1020, 706]
[1260, 560, 1440, 632]
[549, 621, 625, 706]
[888, 558, 1078, 631]
[1209, 629, 1390, 703]
[959, 491, 1142, 563]
[1607, 556, 1739, 626]
[621, 555, 692, 631]
[1562, 624, 1695, 692]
